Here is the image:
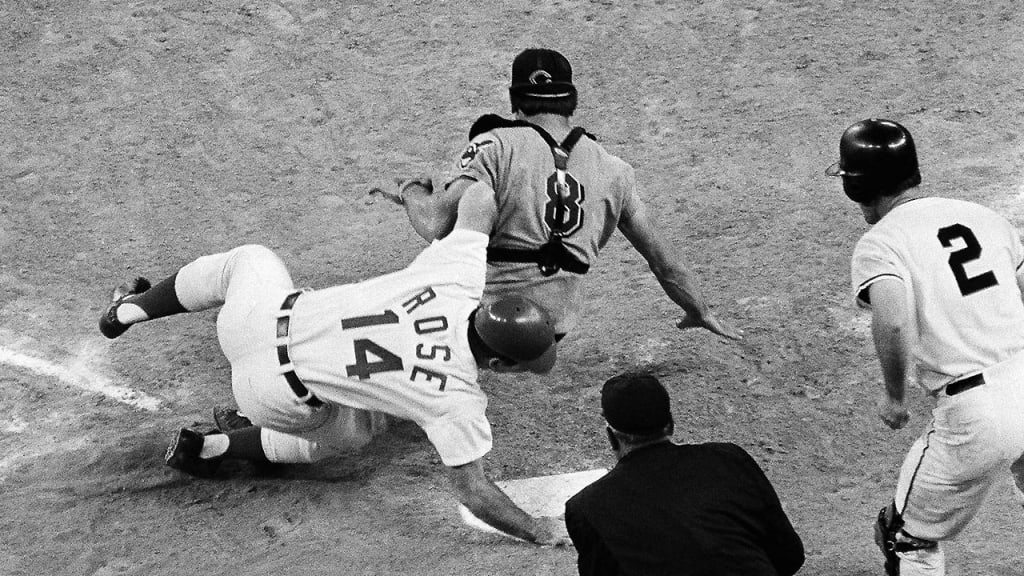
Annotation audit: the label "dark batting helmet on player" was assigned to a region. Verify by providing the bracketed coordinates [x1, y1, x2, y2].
[473, 295, 557, 373]
[826, 118, 921, 203]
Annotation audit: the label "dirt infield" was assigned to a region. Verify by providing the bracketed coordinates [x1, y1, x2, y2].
[2, 1, 1024, 574]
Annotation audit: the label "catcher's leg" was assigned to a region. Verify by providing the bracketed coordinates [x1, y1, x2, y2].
[874, 501, 944, 576]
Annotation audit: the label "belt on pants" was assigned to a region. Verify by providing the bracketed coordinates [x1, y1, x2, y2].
[945, 373, 985, 396]
[277, 291, 323, 407]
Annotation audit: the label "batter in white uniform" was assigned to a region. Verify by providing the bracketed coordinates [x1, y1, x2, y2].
[98, 185, 568, 545]
[829, 118, 1024, 575]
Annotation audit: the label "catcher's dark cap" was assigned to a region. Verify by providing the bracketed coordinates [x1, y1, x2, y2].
[601, 373, 672, 436]
[510, 48, 576, 99]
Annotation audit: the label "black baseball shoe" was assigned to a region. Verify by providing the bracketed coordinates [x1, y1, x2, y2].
[98, 277, 152, 339]
[165, 428, 221, 478]
[213, 407, 253, 432]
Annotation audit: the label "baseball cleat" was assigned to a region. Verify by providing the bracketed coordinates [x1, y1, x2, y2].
[164, 427, 221, 478]
[98, 276, 152, 339]
[213, 407, 253, 432]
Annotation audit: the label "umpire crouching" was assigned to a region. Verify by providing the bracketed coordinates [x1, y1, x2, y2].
[565, 373, 805, 576]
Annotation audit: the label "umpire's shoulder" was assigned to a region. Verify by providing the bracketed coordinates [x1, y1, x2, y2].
[701, 441, 756, 462]
[566, 469, 613, 509]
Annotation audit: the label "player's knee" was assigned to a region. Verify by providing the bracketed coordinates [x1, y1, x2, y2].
[220, 244, 288, 286]
[228, 244, 276, 265]
[321, 423, 377, 453]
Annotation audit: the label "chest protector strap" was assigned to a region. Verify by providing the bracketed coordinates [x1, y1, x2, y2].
[486, 122, 592, 277]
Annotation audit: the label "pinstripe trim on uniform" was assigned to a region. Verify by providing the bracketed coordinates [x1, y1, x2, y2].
[898, 426, 935, 516]
[856, 273, 903, 304]
[857, 273, 903, 291]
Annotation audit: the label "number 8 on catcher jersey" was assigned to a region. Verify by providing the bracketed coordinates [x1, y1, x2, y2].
[452, 120, 636, 335]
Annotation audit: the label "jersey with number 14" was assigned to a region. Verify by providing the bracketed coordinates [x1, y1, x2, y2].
[453, 126, 637, 334]
[851, 197, 1024, 392]
[284, 229, 490, 467]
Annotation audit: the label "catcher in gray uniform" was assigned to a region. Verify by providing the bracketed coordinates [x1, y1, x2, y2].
[376, 48, 740, 345]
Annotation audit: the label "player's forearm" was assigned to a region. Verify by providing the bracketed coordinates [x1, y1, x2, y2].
[651, 262, 709, 320]
[402, 185, 456, 242]
[449, 460, 547, 543]
[459, 480, 544, 542]
[873, 320, 908, 400]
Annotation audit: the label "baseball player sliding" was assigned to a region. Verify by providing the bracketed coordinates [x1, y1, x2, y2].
[829, 118, 1024, 575]
[380, 48, 740, 343]
[98, 185, 570, 545]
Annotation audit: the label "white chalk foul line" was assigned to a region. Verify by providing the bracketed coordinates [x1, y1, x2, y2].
[0, 345, 162, 412]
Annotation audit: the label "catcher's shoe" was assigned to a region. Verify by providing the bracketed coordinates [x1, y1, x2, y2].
[165, 428, 221, 478]
[213, 407, 253, 432]
[98, 277, 152, 339]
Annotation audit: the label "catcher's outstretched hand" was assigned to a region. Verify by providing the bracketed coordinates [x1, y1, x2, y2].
[676, 312, 743, 340]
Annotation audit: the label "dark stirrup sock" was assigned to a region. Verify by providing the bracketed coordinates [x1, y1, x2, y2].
[129, 272, 187, 319]
[224, 427, 271, 464]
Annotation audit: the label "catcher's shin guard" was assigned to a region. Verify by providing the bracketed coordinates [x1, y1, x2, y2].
[873, 501, 938, 576]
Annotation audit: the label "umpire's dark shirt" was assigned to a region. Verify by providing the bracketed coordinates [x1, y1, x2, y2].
[565, 441, 804, 576]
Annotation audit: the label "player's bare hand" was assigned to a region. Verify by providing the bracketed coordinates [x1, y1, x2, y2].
[367, 177, 434, 207]
[368, 187, 403, 205]
[676, 312, 743, 340]
[532, 516, 572, 547]
[878, 395, 909, 430]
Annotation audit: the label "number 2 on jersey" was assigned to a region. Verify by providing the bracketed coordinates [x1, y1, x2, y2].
[341, 310, 404, 379]
[937, 224, 998, 296]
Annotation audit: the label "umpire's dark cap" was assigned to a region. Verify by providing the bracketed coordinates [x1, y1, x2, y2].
[601, 372, 672, 435]
[510, 48, 577, 99]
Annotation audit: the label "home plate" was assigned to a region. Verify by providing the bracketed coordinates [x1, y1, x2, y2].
[458, 468, 608, 536]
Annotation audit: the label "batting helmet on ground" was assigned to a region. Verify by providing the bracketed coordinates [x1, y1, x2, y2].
[474, 295, 557, 373]
[826, 118, 921, 203]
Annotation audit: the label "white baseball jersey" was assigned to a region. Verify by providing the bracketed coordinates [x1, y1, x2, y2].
[452, 125, 636, 334]
[851, 197, 1024, 392]
[286, 229, 490, 466]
